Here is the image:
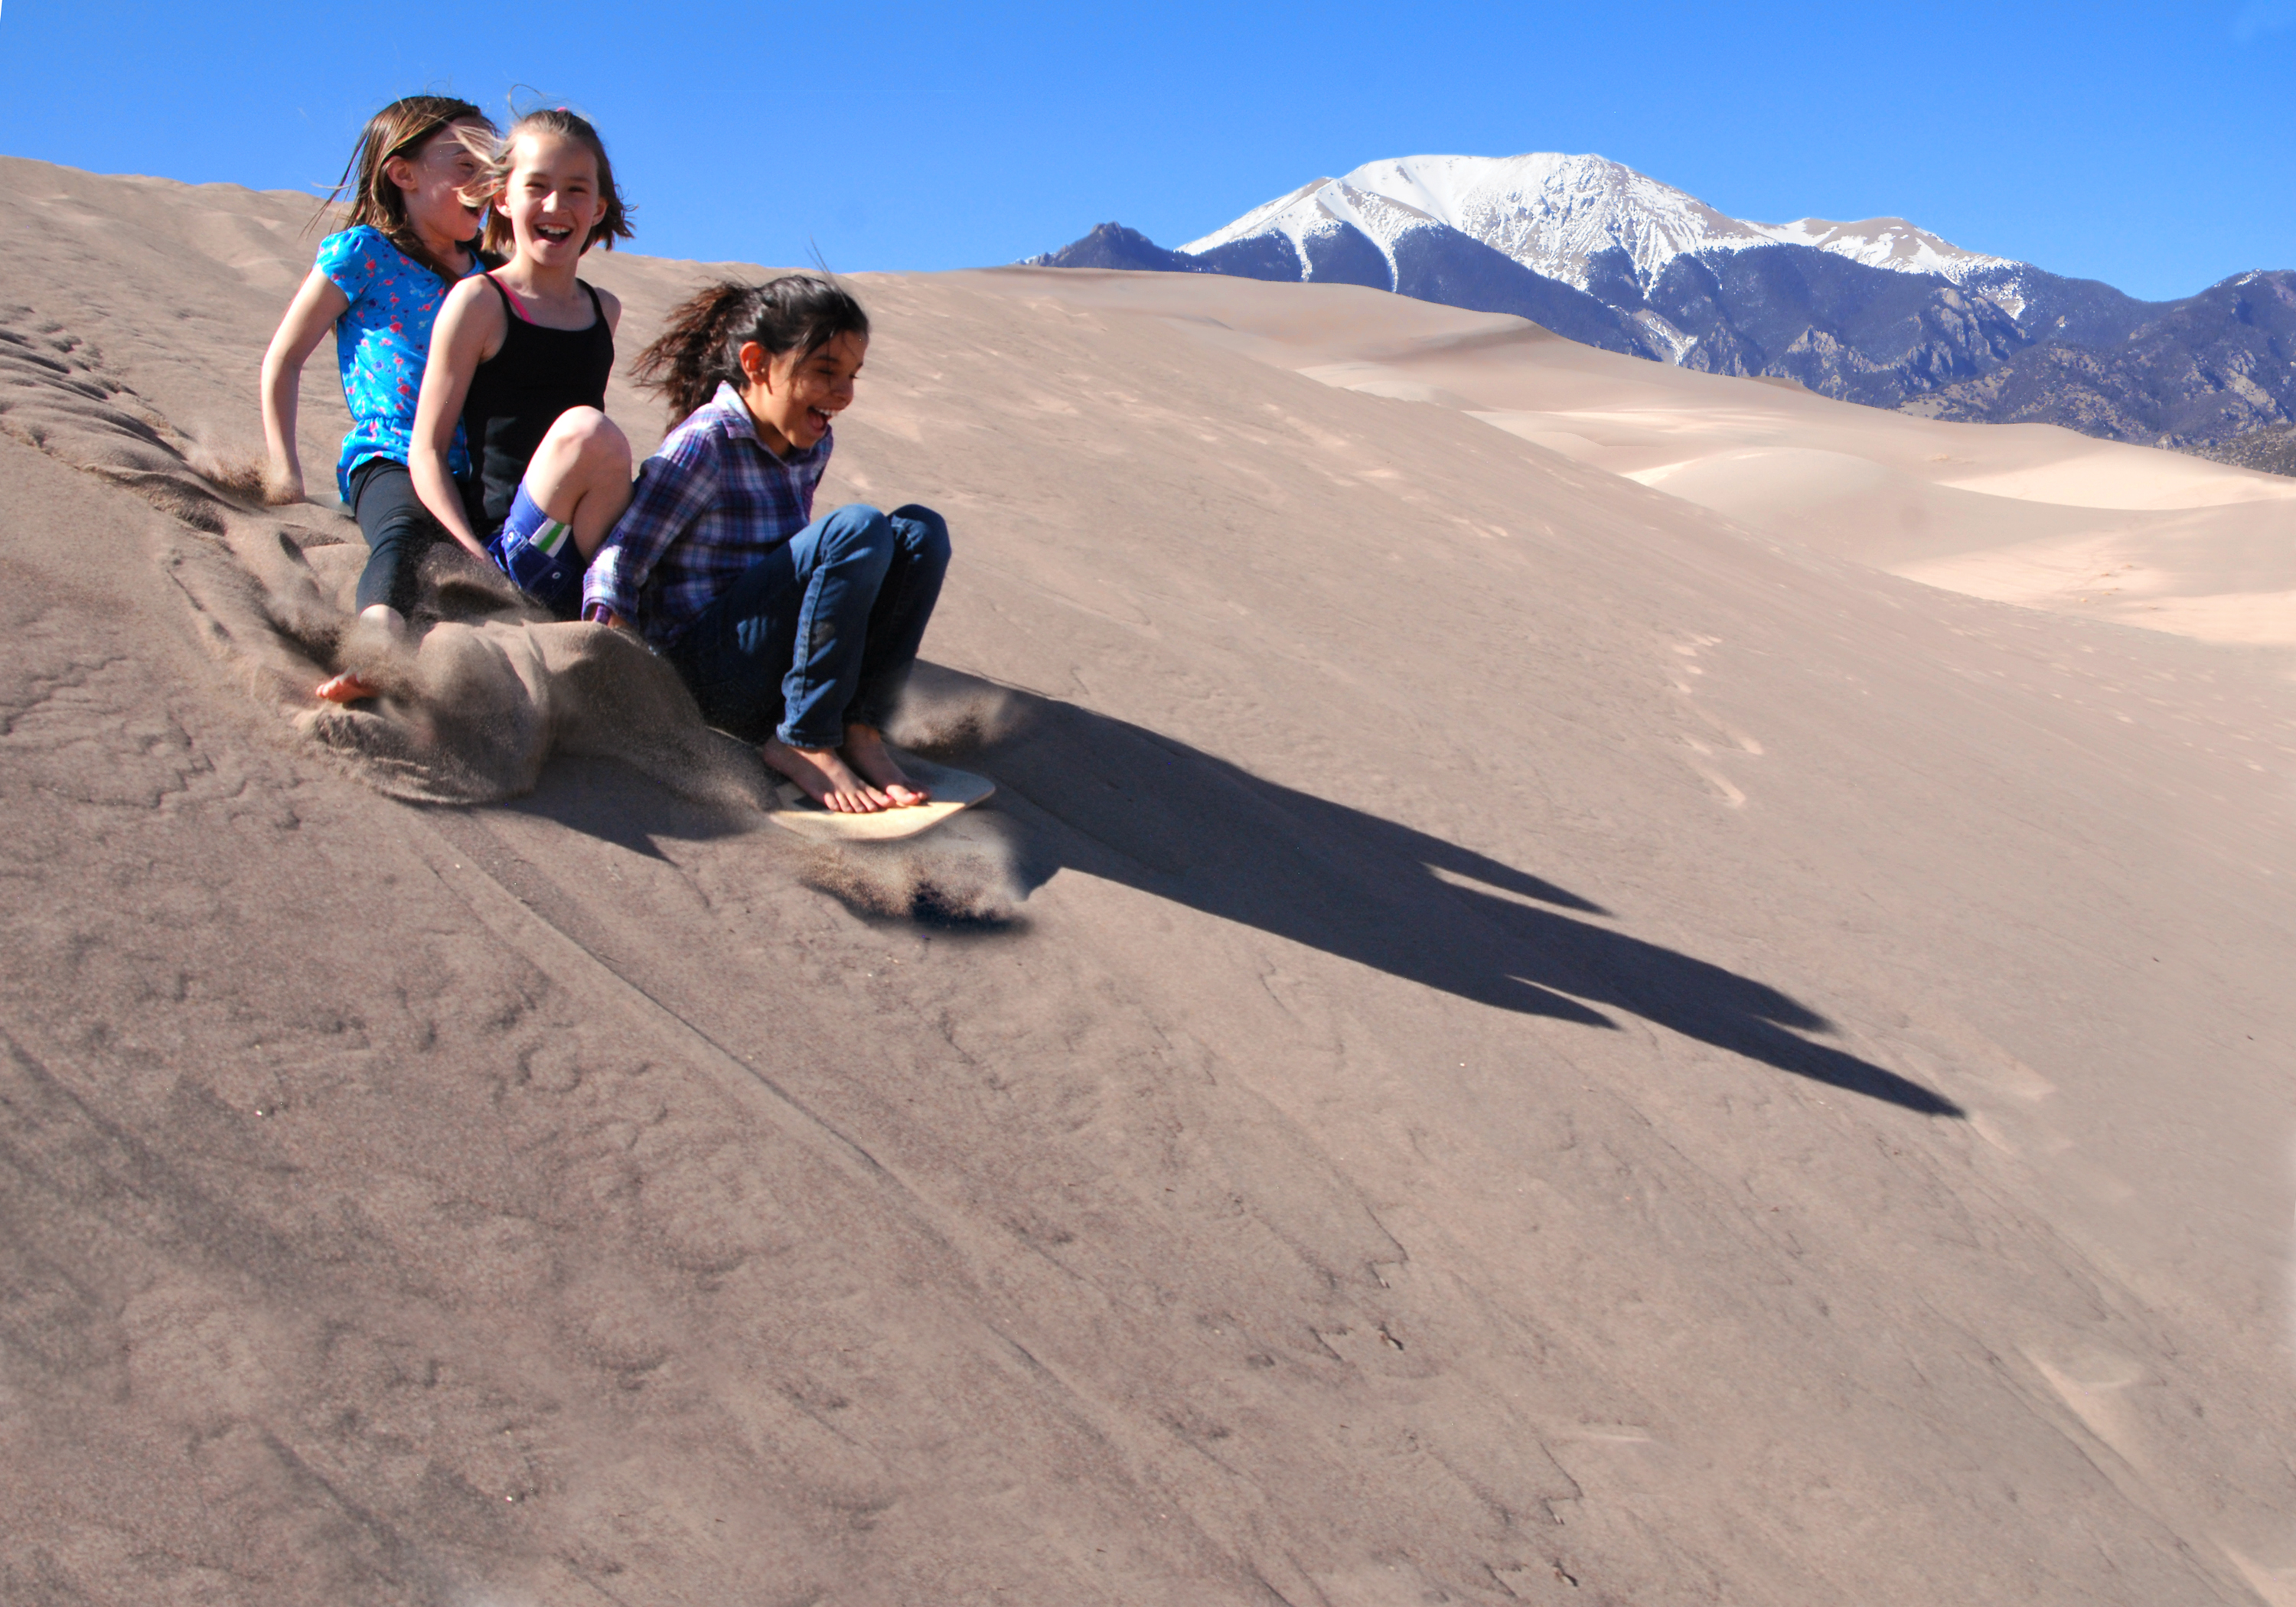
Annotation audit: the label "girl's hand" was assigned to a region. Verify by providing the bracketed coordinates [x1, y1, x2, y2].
[260, 267, 347, 508]
[264, 455, 305, 507]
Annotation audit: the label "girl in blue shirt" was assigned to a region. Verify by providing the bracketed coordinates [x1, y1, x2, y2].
[259, 96, 494, 702]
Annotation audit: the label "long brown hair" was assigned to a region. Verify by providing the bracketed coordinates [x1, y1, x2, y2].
[634, 276, 872, 427]
[314, 95, 494, 283]
[476, 107, 635, 260]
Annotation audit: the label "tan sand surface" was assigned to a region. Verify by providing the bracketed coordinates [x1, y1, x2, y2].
[2, 158, 2293, 1605]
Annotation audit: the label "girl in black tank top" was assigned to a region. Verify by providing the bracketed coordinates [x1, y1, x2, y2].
[405, 107, 638, 619]
[460, 273, 616, 533]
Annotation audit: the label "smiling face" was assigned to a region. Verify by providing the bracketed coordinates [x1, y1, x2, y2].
[499, 131, 605, 270]
[383, 118, 488, 256]
[739, 331, 867, 457]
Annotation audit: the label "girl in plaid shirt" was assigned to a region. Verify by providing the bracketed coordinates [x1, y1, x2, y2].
[585, 277, 951, 814]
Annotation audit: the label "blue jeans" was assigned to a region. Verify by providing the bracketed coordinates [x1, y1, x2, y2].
[666, 504, 951, 748]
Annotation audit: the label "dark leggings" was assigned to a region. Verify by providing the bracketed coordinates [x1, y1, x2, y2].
[347, 458, 444, 616]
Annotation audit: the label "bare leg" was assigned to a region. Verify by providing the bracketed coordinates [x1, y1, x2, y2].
[518, 406, 634, 559]
[762, 736, 891, 813]
[316, 603, 409, 702]
[840, 722, 929, 806]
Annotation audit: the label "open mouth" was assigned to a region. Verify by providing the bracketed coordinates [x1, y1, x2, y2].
[536, 223, 575, 245]
[806, 407, 833, 434]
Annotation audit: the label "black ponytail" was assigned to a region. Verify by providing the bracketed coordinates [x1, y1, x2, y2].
[634, 275, 870, 427]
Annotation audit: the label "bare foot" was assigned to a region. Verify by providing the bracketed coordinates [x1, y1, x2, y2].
[315, 671, 380, 703]
[762, 735, 890, 813]
[840, 723, 931, 807]
[318, 605, 409, 702]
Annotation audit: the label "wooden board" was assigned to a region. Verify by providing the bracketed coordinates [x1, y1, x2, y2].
[762, 758, 996, 843]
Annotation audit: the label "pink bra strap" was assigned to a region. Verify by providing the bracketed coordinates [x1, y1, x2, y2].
[486, 272, 532, 324]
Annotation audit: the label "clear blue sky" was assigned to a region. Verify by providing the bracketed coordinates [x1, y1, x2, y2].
[4, 0, 2292, 301]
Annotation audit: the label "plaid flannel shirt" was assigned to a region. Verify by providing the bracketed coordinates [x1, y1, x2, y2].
[582, 381, 832, 644]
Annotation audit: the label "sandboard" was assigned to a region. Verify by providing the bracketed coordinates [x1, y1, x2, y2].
[763, 757, 996, 843]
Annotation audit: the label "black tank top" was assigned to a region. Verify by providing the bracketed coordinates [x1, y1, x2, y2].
[459, 275, 615, 532]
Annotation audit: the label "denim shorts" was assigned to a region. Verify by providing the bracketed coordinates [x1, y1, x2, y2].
[485, 482, 584, 619]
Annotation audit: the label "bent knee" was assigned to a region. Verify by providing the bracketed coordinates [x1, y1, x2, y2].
[888, 504, 951, 562]
[820, 503, 897, 556]
[550, 406, 631, 468]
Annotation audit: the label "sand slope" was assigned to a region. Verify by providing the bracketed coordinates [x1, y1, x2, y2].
[2, 157, 2292, 1605]
[1032, 267, 2296, 647]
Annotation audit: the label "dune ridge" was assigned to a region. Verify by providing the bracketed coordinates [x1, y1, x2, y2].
[1, 156, 2291, 1605]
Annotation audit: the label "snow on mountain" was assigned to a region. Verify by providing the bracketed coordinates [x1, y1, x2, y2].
[1182, 153, 2021, 306]
[1756, 215, 2002, 279]
[1179, 175, 1447, 288]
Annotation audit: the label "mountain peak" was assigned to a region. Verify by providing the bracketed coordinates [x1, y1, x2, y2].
[1327, 152, 1765, 288]
[1182, 152, 2012, 295]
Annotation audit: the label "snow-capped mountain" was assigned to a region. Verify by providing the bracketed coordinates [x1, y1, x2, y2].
[1026, 151, 2294, 454]
[1180, 153, 2026, 311]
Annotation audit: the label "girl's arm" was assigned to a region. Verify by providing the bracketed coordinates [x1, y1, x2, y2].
[598, 285, 624, 337]
[259, 268, 350, 504]
[408, 275, 506, 559]
[582, 436, 719, 629]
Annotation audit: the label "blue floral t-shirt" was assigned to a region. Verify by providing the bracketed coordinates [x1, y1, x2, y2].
[315, 224, 480, 500]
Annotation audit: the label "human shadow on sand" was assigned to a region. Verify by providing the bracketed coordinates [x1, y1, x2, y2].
[947, 675, 1962, 1119]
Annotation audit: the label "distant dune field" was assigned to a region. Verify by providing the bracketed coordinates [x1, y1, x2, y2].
[2, 155, 2291, 1606]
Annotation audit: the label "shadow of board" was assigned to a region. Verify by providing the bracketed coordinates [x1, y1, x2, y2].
[948, 675, 1963, 1120]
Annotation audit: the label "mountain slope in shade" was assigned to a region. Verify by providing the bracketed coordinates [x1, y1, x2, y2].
[1910, 269, 2296, 446]
[1029, 200, 1663, 361]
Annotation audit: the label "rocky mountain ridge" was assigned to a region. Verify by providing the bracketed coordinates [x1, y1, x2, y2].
[1179, 155, 2016, 297]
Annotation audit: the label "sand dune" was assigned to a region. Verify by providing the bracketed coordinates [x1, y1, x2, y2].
[2, 157, 2293, 1605]
[1019, 269, 2296, 646]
